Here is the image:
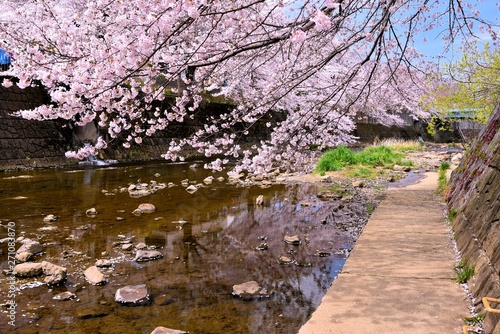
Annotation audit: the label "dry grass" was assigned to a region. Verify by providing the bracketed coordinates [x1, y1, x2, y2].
[371, 138, 423, 152]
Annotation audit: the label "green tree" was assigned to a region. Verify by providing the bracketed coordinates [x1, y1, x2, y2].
[430, 43, 500, 124]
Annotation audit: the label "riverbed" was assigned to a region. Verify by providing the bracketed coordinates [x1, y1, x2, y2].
[0, 161, 378, 334]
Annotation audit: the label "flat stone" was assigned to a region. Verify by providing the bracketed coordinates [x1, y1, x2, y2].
[203, 176, 214, 184]
[115, 284, 150, 305]
[151, 326, 189, 334]
[86, 207, 98, 215]
[95, 259, 112, 267]
[134, 249, 163, 262]
[43, 214, 57, 222]
[122, 243, 134, 251]
[84, 266, 106, 285]
[284, 235, 301, 245]
[138, 203, 156, 213]
[17, 239, 44, 255]
[232, 281, 271, 300]
[13, 262, 43, 277]
[352, 180, 364, 188]
[15, 251, 33, 262]
[278, 255, 293, 264]
[53, 291, 76, 301]
[185, 185, 198, 194]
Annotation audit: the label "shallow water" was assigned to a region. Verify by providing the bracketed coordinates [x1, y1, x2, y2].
[0, 162, 368, 334]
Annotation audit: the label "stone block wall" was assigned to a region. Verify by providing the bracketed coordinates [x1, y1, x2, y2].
[0, 77, 73, 170]
[447, 105, 500, 333]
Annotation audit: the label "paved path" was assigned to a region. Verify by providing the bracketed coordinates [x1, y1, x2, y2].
[298, 172, 469, 334]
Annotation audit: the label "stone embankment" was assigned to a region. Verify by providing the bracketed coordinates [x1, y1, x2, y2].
[447, 106, 500, 333]
[0, 78, 71, 169]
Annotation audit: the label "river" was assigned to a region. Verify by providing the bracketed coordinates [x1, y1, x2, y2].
[0, 161, 375, 334]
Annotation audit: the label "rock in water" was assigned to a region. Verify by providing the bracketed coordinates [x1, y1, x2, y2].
[232, 280, 272, 300]
[151, 327, 189, 334]
[17, 239, 44, 256]
[84, 266, 106, 285]
[284, 235, 301, 245]
[134, 249, 163, 262]
[255, 195, 264, 206]
[137, 203, 156, 213]
[115, 284, 150, 305]
[13, 262, 43, 277]
[53, 291, 76, 301]
[41, 261, 67, 285]
[185, 185, 198, 194]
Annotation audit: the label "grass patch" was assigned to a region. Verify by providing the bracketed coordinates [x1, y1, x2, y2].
[315, 144, 413, 175]
[375, 139, 424, 152]
[316, 146, 356, 172]
[355, 145, 404, 166]
[462, 313, 485, 326]
[366, 203, 376, 214]
[437, 162, 450, 194]
[347, 166, 377, 178]
[447, 209, 458, 221]
[454, 259, 475, 284]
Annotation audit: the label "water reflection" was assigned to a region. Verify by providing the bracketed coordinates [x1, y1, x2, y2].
[0, 162, 366, 334]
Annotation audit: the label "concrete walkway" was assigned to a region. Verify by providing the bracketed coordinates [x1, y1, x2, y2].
[298, 172, 469, 334]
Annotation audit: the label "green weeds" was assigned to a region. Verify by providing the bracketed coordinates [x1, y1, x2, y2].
[315, 144, 414, 175]
[462, 313, 485, 326]
[447, 209, 458, 221]
[437, 162, 451, 194]
[454, 259, 475, 284]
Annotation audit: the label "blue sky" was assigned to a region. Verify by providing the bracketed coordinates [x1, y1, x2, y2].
[414, 1, 499, 64]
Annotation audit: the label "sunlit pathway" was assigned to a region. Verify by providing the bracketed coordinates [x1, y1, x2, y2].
[298, 172, 469, 334]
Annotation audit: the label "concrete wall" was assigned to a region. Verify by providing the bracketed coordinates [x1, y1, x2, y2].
[447, 105, 500, 333]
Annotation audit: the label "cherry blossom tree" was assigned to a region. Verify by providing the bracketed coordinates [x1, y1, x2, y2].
[0, 0, 497, 172]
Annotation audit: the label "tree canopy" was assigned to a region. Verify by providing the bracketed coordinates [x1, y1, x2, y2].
[428, 42, 500, 123]
[0, 0, 497, 172]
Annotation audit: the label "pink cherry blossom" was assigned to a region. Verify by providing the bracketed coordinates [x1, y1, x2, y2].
[0, 0, 496, 173]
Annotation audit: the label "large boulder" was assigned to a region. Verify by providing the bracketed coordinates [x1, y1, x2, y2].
[115, 284, 150, 305]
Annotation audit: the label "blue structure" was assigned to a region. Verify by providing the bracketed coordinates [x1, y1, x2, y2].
[0, 49, 11, 71]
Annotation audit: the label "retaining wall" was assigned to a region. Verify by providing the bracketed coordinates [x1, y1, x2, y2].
[447, 105, 500, 333]
[0, 77, 72, 170]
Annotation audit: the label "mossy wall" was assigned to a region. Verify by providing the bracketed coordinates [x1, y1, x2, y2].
[447, 105, 500, 333]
